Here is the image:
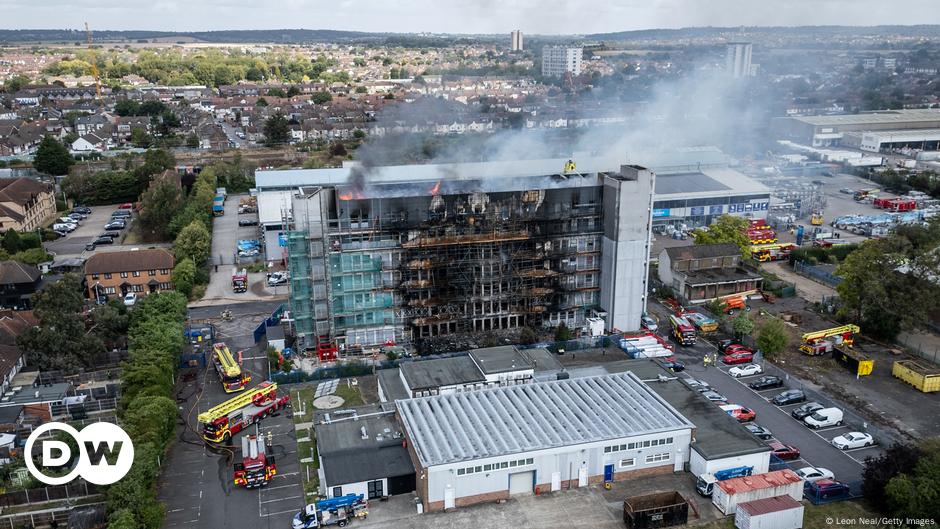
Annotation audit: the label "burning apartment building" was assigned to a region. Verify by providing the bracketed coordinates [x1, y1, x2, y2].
[264, 157, 654, 356]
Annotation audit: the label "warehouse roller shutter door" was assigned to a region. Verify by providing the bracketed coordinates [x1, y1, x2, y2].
[509, 471, 535, 495]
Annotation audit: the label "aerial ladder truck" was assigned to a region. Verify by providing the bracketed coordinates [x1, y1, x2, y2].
[212, 342, 251, 393]
[198, 381, 289, 443]
[799, 325, 860, 355]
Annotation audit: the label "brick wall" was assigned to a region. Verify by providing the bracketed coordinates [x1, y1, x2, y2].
[398, 410, 429, 511]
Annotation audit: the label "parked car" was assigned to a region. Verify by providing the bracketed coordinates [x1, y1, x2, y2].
[119, 203, 134, 209]
[58, 216, 78, 225]
[105, 220, 126, 230]
[796, 467, 834, 483]
[701, 390, 728, 403]
[661, 359, 685, 372]
[791, 401, 824, 420]
[68, 212, 86, 221]
[720, 404, 756, 422]
[684, 378, 711, 393]
[238, 218, 259, 227]
[805, 479, 851, 499]
[73, 206, 91, 214]
[94, 236, 115, 245]
[839, 188, 854, 194]
[267, 272, 288, 286]
[749, 376, 783, 391]
[54, 229, 69, 237]
[102, 231, 121, 240]
[111, 210, 132, 218]
[718, 339, 740, 351]
[724, 344, 753, 355]
[640, 315, 658, 332]
[123, 292, 137, 306]
[768, 441, 801, 460]
[729, 364, 763, 378]
[804, 407, 844, 429]
[832, 432, 875, 450]
[53, 223, 76, 232]
[744, 423, 773, 440]
[723, 352, 754, 365]
[85, 242, 96, 251]
[772, 389, 806, 406]
[238, 248, 260, 257]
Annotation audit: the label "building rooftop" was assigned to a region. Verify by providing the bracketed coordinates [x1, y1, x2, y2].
[738, 494, 802, 516]
[664, 243, 741, 262]
[520, 347, 564, 373]
[0, 382, 70, 407]
[655, 172, 729, 194]
[84, 248, 174, 275]
[399, 356, 485, 391]
[397, 371, 694, 468]
[684, 268, 762, 287]
[0, 261, 40, 285]
[468, 346, 534, 375]
[313, 403, 415, 486]
[377, 368, 411, 402]
[574, 360, 771, 461]
[652, 167, 769, 198]
[790, 109, 940, 127]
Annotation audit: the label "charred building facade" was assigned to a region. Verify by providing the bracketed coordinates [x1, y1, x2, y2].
[275, 158, 654, 355]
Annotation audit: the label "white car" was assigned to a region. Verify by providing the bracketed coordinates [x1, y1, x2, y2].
[123, 292, 138, 307]
[641, 315, 658, 332]
[729, 363, 763, 378]
[831, 432, 874, 450]
[267, 272, 288, 286]
[795, 467, 835, 483]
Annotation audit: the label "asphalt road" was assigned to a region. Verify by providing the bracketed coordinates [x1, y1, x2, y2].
[647, 302, 882, 484]
[159, 308, 303, 529]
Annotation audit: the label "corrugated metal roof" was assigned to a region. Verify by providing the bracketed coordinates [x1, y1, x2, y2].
[738, 494, 802, 516]
[792, 109, 940, 126]
[396, 371, 694, 468]
[717, 469, 802, 495]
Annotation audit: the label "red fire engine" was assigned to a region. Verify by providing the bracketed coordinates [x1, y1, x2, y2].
[234, 432, 276, 488]
[198, 381, 290, 443]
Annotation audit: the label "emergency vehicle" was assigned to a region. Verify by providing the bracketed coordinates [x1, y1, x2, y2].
[213, 342, 251, 393]
[198, 381, 290, 443]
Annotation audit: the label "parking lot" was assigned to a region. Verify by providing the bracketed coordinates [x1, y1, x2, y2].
[45, 205, 132, 256]
[647, 302, 883, 485]
[158, 307, 304, 528]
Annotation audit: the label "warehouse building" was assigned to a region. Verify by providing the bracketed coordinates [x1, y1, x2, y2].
[271, 157, 654, 355]
[395, 371, 695, 512]
[843, 129, 940, 153]
[314, 403, 416, 500]
[772, 109, 940, 147]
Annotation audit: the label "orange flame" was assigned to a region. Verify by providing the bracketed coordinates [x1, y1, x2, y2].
[430, 181, 442, 195]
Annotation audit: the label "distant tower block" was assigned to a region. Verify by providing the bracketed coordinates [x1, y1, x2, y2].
[511, 30, 524, 51]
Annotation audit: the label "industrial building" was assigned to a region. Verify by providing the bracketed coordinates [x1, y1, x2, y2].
[772, 109, 940, 147]
[541, 46, 582, 77]
[396, 371, 695, 512]
[271, 157, 653, 355]
[844, 129, 940, 153]
[313, 403, 416, 500]
[658, 243, 762, 304]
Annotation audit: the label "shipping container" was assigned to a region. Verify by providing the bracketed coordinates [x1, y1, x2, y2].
[735, 495, 804, 529]
[892, 360, 940, 393]
[623, 491, 689, 529]
[712, 470, 803, 516]
[832, 346, 874, 377]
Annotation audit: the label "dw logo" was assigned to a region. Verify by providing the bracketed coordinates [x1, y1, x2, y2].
[24, 422, 134, 485]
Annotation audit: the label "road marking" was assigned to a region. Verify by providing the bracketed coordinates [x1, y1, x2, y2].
[263, 508, 302, 517]
[261, 494, 303, 504]
[841, 445, 879, 453]
[274, 471, 300, 478]
[261, 483, 300, 492]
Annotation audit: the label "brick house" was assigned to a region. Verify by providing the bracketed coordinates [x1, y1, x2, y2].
[83, 248, 174, 301]
[0, 178, 57, 233]
[657, 243, 763, 304]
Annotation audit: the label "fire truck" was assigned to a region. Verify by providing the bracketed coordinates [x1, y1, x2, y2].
[198, 381, 290, 443]
[749, 243, 796, 262]
[799, 325, 860, 355]
[746, 220, 778, 245]
[232, 268, 248, 293]
[293, 494, 368, 528]
[212, 342, 251, 393]
[234, 432, 276, 488]
[669, 314, 697, 346]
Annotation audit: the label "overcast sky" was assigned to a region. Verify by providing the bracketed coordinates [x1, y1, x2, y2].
[3, 0, 940, 33]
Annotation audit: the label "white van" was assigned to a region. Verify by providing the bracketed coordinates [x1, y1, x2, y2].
[804, 407, 843, 429]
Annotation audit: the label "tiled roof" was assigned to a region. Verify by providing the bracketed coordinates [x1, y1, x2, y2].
[84, 248, 174, 275]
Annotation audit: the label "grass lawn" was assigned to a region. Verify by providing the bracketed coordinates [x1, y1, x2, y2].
[695, 500, 889, 529]
[333, 379, 364, 407]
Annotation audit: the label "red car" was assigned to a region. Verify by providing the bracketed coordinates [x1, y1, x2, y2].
[119, 202, 134, 209]
[721, 404, 756, 422]
[724, 344, 753, 355]
[723, 352, 755, 364]
[768, 441, 801, 460]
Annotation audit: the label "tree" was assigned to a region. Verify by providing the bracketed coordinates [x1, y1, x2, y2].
[114, 99, 140, 116]
[353, 129, 366, 139]
[329, 142, 347, 157]
[311, 91, 332, 105]
[863, 442, 924, 514]
[138, 177, 182, 240]
[171, 258, 196, 299]
[2, 229, 22, 254]
[730, 311, 754, 338]
[519, 327, 537, 345]
[186, 133, 200, 148]
[263, 113, 290, 147]
[286, 85, 301, 97]
[174, 221, 211, 266]
[2, 75, 31, 94]
[256, 97, 268, 107]
[33, 136, 74, 176]
[755, 317, 790, 357]
[130, 128, 153, 148]
[554, 322, 573, 342]
[266, 87, 286, 98]
[16, 275, 103, 371]
[884, 441, 940, 520]
[693, 214, 751, 257]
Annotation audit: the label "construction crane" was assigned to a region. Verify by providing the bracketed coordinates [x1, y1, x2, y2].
[84, 22, 102, 100]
